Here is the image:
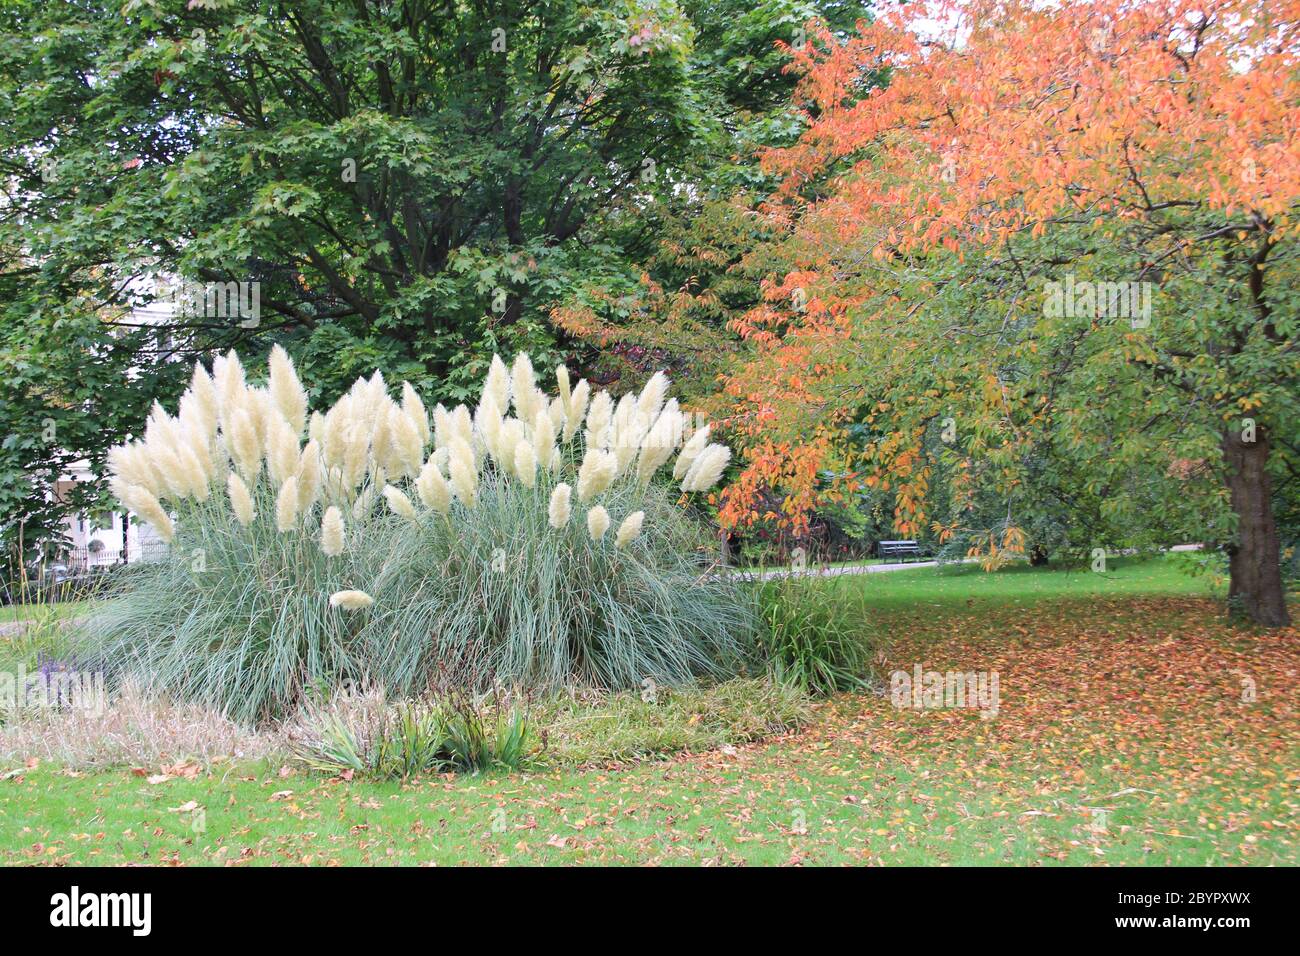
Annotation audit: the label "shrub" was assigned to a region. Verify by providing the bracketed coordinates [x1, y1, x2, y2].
[288, 684, 529, 779]
[753, 577, 877, 695]
[82, 349, 746, 720]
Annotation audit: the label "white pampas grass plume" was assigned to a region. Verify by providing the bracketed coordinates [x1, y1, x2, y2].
[513, 440, 537, 487]
[450, 404, 474, 446]
[268, 344, 308, 434]
[682, 443, 731, 493]
[511, 353, 537, 420]
[400, 382, 431, 445]
[265, 413, 300, 485]
[275, 477, 301, 532]
[585, 390, 613, 448]
[415, 457, 453, 514]
[320, 506, 345, 557]
[448, 451, 478, 508]
[296, 440, 323, 507]
[382, 484, 417, 520]
[576, 448, 619, 502]
[228, 407, 262, 481]
[329, 589, 373, 611]
[532, 410, 556, 470]
[637, 371, 669, 420]
[673, 424, 711, 479]
[615, 510, 645, 549]
[549, 483, 572, 529]
[474, 394, 504, 459]
[117, 483, 175, 543]
[308, 410, 326, 446]
[389, 405, 424, 478]
[174, 440, 211, 501]
[483, 354, 510, 411]
[564, 380, 590, 442]
[548, 396, 567, 432]
[227, 472, 255, 526]
[556, 364, 572, 408]
[587, 505, 610, 541]
[186, 366, 219, 437]
[108, 444, 161, 497]
[635, 405, 681, 484]
[213, 349, 247, 422]
[495, 419, 523, 472]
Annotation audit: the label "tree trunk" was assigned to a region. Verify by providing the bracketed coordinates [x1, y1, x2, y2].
[1221, 427, 1290, 627]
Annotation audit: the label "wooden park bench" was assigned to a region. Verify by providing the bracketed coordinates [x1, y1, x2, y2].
[876, 539, 922, 563]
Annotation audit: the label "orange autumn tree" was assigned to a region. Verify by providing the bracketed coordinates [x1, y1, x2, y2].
[721, 0, 1300, 625]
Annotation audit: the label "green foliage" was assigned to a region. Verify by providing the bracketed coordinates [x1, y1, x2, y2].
[753, 576, 876, 694]
[533, 677, 812, 766]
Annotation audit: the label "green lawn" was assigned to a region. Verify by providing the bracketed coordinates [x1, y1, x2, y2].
[0, 600, 88, 625]
[2, 557, 1295, 866]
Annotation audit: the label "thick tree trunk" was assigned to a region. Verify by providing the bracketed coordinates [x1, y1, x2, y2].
[1221, 428, 1290, 627]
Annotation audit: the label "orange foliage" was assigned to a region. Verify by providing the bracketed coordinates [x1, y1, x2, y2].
[720, 0, 1300, 529]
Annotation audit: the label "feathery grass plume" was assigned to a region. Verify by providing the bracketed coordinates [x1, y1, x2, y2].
[227, 406, 262, 481]
[495, 418, 524, 473]
[635, 405, 680, 485]
[308, 411, 326, 446]
[587, 505, 610, 541]
[389, 405, 424, 478]
[483, 354, 510, 411]
[382, 484, 417, 520]
[447, 438, 478, 506]
[584, 389, 613, 448]
[369, 406, 396, 477]
[116, 483, 175, 543]
[320, 506, 345, 557]
[415, 457, 452, 513]
[548, 396, 567, 432]
[276, 477, 301, 532]
[510, 352, 538, 421]
[265, 413, 300, 485]
[564, 379, 590, 442]
[513, 440, 537, 487]
[174, 438, 211, 501]
[268, 344, 309, 434]
[615, 510, 645, 549]
[108, 444, 160, 497]
[682, 444, 731, 493]
[227, 472, 255, 526]
[556, 364, 572, 408]
[432, 404, 454, 450]
[400, 381, 431, 445]
[576, 448, 618, 502]
[548, 483, 572, 529]
[296, 440, 323, 508]
[330, 590, 374, 610]
[189, 364, 219, 435]
[474, 394, 504, 459]
[673, 423, 711, 479]
[213, 349, 247, 422]
[449, 404, 475, 448]
[532, 409, 556, 470]
[637, 371, 669, 420]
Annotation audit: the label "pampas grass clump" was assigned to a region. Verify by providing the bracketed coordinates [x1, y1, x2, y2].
[85, 348, 747, 719]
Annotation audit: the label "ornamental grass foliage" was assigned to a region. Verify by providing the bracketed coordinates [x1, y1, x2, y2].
[84, 348, 748, 722]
